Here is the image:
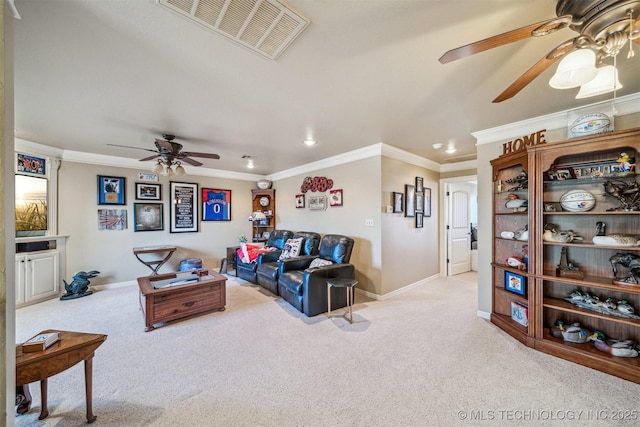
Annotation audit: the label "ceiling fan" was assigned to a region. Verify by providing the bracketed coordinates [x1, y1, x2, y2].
[439, 0, 640, 102]
[108, 134, 220, 171]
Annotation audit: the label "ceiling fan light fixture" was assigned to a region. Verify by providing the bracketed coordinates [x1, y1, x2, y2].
[549, 49, 598, 89]
[175, 163, 186, 176]
[152, 161, 164, 174]
[575, 65, 622, 99]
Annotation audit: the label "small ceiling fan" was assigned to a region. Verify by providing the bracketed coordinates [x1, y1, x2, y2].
[108, 134, 220, 168]
[439, 0, 640, 103]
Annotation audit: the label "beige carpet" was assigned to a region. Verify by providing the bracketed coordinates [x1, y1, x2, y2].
[15, 272, 640, 426]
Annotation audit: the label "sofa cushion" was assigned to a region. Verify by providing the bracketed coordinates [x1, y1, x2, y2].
[278, 270, 304, 294]
[279, 238, 303, 260]
[309, 258, 333, 268]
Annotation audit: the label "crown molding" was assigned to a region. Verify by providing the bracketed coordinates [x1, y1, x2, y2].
[16, 137, 477, 182]
[268, 144, 384, 181]
[15, 138, 264, 182]
[473, 92, 640, 145]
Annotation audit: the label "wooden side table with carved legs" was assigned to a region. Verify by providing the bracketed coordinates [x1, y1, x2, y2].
[16, 330, 107, 423]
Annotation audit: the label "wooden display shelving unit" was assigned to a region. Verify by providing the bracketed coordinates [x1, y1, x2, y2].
[490, 150, 534, 347]
[250, 189, 276, 243]
[492, 127, 640, 384]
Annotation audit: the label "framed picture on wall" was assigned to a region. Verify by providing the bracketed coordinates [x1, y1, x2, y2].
[134, 203, 163, 231]
[295, 194, 305, 209]
[97, 175, 126, 205]
[415, 191, 424, 214]
[392, 192, 403, 213]
[135, 183, 161, 200]
[415, 213, 423, 228]
[423, 188, 432, 217]
[329, 189, 343, 207]
[404, 184, 415, 217]
[202, 188, 231, 221]
[170, 181, 198, 233]
[415, 176, 424, 193]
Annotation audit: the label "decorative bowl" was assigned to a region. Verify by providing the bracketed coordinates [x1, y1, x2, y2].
[256, 179, 272, 189]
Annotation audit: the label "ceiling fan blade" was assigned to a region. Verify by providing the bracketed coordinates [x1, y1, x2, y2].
[439, 15, 572, 64]
[179, 157, 203, 166]
[180, 151, 220, 160]
[492, 39, 575, 103]
[139, 154, 161, 162]
[106, 143, 158, 154]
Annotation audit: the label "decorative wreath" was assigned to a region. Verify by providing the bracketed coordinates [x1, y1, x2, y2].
[300, 176, 334, 193]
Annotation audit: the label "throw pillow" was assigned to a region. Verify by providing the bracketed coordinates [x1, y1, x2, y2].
[279, 238, 304, 260]
[309, 258, 333, 268]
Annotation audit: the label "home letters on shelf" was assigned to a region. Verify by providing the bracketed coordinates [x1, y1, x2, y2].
[502, 129, 546, 156]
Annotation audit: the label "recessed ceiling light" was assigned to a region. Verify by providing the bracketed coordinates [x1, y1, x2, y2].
[432, 143, 443, 149]
[303, 139, 317, 147]
[445, 147, 457, 154]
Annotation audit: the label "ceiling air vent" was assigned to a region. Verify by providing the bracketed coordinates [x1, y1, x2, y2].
[158, 0, 310, 60]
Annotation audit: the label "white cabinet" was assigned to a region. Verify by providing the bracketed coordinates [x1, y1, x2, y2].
[16, 250, 60, 307]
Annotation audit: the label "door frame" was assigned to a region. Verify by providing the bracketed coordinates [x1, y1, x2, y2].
[439, 174, 477, 277]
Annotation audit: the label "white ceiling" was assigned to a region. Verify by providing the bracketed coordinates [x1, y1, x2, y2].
[11, 0, 640, 175]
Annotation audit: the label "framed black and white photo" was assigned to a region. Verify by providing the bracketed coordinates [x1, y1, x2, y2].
[135, 183, 161, 200]
[415, 191, 424, 214]
[309, 195, 327, 211]
[392, 192, 403, 213]
[423, 188, 432, 217]
[134, 203, 163, 231]
[170, 181, 198, 233]
[415, 213, 423, 228]
[415, 176, 424, 193]
[97, 175, 126, 205]
[404, 184, 415, 217]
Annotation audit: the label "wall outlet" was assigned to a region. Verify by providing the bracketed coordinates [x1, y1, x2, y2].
[365, 218, 374, 227]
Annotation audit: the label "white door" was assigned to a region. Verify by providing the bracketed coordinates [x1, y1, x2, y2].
[448, 188, 471, 275]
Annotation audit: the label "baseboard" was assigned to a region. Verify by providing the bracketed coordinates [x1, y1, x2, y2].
[477, 310, 491, 320]
[356, 274, 440, 301]
[93, 280, 137, 290]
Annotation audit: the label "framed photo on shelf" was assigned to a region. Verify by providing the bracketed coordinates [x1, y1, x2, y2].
[505, 271, 527, 296]
[170, 181, 198, 233]
[295, 194, 305, 209]
[423, 188, 432, 217]
[202, 188, 231, 221]
[329, 189, 343, 207]
[97, 175, 126, 205]
[392, 192, 403, 213]
[134, 203, 163, 232]
[135, 183, 161, 200]
[404, 184, 415, 217]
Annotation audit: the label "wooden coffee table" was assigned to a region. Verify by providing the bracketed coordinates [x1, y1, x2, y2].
[137, 270, 227, 331]
[16, 329, 107, 423]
